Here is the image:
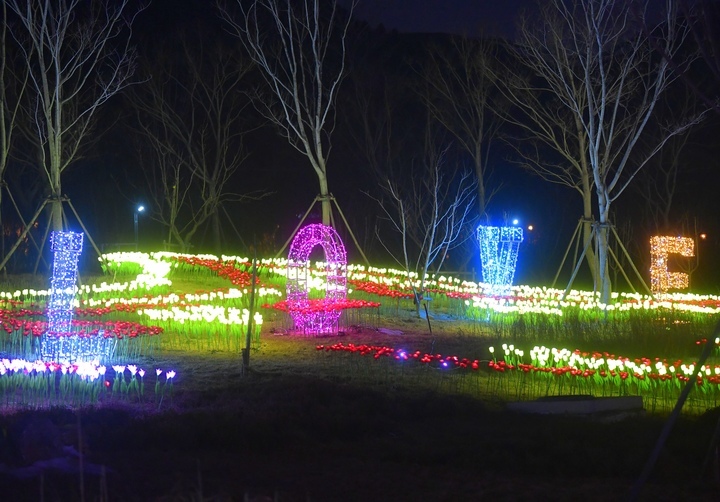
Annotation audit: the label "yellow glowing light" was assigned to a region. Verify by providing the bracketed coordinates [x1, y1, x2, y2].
[649, 236, 694, 294]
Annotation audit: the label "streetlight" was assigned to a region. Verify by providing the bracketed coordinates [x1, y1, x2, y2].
[134, 205, 145, 250]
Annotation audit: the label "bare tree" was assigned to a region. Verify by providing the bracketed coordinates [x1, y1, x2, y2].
[0, 1, 29, 262]
[493, 33, 601, 284]
[129, 37, 266, 253]
[219, 0, 355, 226]
[134, 136, 192, 252]
[341, 28, 436, 260]
[7, 0, 141, 232]
[418, 36, 504, 220]
[507, 0, 704, 302]
[372, 138, 477, 317]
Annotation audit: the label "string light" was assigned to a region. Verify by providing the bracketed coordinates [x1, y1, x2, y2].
[476, 225, 523, 294]
[286, 224, 347, 333]
[650, 236, 694, 294]
[39, 333, 116, 364]
[41, 231, 115, 363]
[46, 231, 84, 335]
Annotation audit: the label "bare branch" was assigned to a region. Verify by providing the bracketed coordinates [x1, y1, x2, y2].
[416, 36, 506, 219]
[7, 0, 144, 231]
[372, 144, 477, 316]
[219, 0, 355, 225]
[502, 0, 705, 302]
[128, 36, 269, 252]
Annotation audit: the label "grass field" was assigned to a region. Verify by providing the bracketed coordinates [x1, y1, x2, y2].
[1, 251, 720, 500]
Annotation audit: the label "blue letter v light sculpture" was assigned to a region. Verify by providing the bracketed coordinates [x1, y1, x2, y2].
[477, 225, 523, 294]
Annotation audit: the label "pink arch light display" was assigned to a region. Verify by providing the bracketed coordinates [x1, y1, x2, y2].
[287, 224, 347, 334]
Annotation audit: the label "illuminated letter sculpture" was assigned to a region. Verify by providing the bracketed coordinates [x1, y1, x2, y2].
[41, 231, 114, 363]
[650, 236, 694, 294]
[46, 231, 84, 335]
[287, 224, 347, 334]
[477, 225, 523, 294]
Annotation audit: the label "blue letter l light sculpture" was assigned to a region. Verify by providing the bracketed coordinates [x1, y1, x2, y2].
[40, 231, 117, 363]
[477, 225, 523, 294]
[40, 231, 116, 363]
[46, 231, 84, 335]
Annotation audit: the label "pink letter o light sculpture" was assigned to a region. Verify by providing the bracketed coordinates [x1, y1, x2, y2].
[287, 224, 347, 334]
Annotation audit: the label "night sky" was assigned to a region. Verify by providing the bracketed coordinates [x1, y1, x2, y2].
[344, 0, 531, 38]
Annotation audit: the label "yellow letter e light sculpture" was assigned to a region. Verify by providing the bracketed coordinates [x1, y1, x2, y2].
[649, 236, 694, 294]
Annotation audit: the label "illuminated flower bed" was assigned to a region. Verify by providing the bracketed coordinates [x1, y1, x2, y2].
[266, 298, 380, 314]
[4, 249, 720, 412]
[160, 252, 720, 316]
[171, 255, 257, 287]
[0, 358, 177, 409]
[483, 341, 720, 412]
[92, 253, 720, 415]
[1, 252, 281, 359]
[265, 298, 381, 335]
[318, 337, 720, 412]
[317, 342, 480, 369]
[1, 309, 163, 338]
[0, 307, 163, 364]
[9, 252, 720, 317]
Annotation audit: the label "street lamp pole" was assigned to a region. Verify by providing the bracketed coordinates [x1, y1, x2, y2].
[134, 205, 145, 251]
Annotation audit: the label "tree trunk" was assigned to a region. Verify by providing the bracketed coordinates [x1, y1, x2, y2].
[597, 223, 611, 304]
[48, 200, 63, 232]
[318, 170, 331, 226]
[211, 209, 222, 254]
[475, 162, 487, 221]
[577, 120, 598, 285]
[49, 167, 63, 231]
[597, 191, 612, 304]
[170, 227, 187, 253]
[581, 176, 598, 285]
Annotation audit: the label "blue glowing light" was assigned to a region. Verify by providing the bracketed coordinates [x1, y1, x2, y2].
[476, 225, 524, 294]
[46, 231, 83, 336]
[40, 231, 117, 363]
[40, 334, 116, 364]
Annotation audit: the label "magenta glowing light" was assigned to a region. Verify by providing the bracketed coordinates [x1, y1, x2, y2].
[286, 224, 347, 334]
